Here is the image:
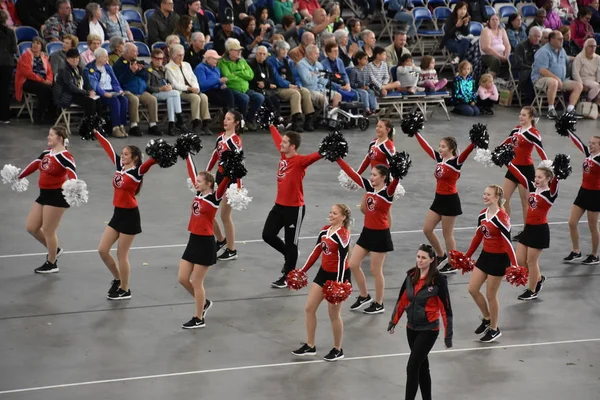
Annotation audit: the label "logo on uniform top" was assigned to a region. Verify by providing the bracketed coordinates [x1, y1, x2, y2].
[481, 224, 491, 239]
[192, 199, 201, 215]
[216, 141, 225, 156]
[277, 160, 288, 179]
[435, 164, 444, 178]
[366, 196, 376, 211]
[321, 241, 330, 254]
[510, 135, 519, 147]
[41, 157, 50, 170]
[427, 286, 433, 292]
[583, 159, 591, 173]
[367, 148, 376, 159]
[528, 194, 538, 209]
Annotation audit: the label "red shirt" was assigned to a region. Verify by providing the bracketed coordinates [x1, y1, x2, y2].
[19, 149, 77, 189]
[568, 131, 600, 191]
[95, 131, 157, 209]
[206, 132, 242, 175]
[296, 0, 320, 13]
[416, 133, 474, 195]
[300, 225, 350, 279]
[357, 138, 396, 174]
[501, 126, 547, 166]
[507, 163, 558, 225]
[269, 126, 321, 207]
[337, 158, 399, 230]
[466, 208, 517, 265]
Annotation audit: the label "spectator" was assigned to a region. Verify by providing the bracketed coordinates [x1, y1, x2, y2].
[76, 2, 107, 43]
[452, 60, 480, 116]
[347, 18, 364, 47]
[82, 47, 129, 137]
[572, 38, 600, 103]
[268, 39, 316, 132]
[361, 29, 376, 62]
[102, 0, 133, 42]
[531, 30, 583, 118]
[507, 13, 528, 50]
[385, 31, 411, 69]
[194, 49, 236, 113]
[186, 0, 210, 42]
[212, 12, 240, 56]
[79, 34, 102, 68]
[570, 7, 595, 51]
[334, 29, 358, 68]
[476, 73, 499, 115]
[480, 14, 511, 77]
[555, 0, 578, 21]
[396, 54, 422, 94]
[0, 0, 20, 26]
[349, 50, 378, 115]
[53, 48, 100, 116]
[305, 8, 334, 48]
[218, 38, 264, 130]
[387, 0, 416, 38]
[527, 8, 547, 34]
[0, 10, 17, 123]
[514, 26, 543, 103]
[297, 43, 342, 108]
[541, 27, 552, 44]
[289, 30, 315, 64]
[466, 0, 488, 23]
[147, 0, 180, 45]
[589, 0, 600, 32]
[248, 46, 283, 123]
[240, 16, 265, 59]
[273, 0, 300, 24]
[163, 34, 181, 63]
[321, 41, 358, 101]
[16, 0, 49, 31]
[49, 34, 78, 78]
[296, 0, 320, 18]
[220, 0, 251, 26]
[559, 25, 578, 56]
[256, 7, 275, 42]
[366, 46, 404, 95]
[441, 2, 471, 61]
[418, 55, 448, 92]
[146, 48, 188, 136]
[543, 0, 562, 30]
[184, 32, 206, 69]
[108, 36, 125, 65]
[43, 0, 77, 43]
[15, 36, 54, 124]
[166, 44, 213, 134]
[317, 30, 335, 59]
[275, 14, 301, 49]
[174, 14, 193, 49]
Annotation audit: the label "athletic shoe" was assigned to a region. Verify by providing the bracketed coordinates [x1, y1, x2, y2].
[474, 318, 490, 334]
[34, 261, 59, 274]
[108, 279, 121, 296]
[439, 264, 457, 274]
[517, 289, 538, 301]
[479, 328, 502, 343]
[535, 275, 546, 294]
[216, 239, 227, 253]
[582, 254, 600, 265]
[182, 316, 205, 329]
[107, 288, 131, 300]
[547, 109, 558, 120]
[218, 248, 238, 261]
[203, 299, 213, 318]
[271, 273, 288, 289]
[323, 348, 344, 362]
[292, 343, 317, 356]
[563, 251, 583, 263]
[56, 247, 64, 259]
[349, 294, 372, 311]
[512, 230, 523, 242]
[363, 302, 385, 314]
[436, 253, 448, 268]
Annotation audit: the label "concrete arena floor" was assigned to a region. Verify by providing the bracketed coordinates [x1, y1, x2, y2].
[0, 109, 599, 400]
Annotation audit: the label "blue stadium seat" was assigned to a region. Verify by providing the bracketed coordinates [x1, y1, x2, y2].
[134, 41, 151, 57]
[15, 26, 39, 43]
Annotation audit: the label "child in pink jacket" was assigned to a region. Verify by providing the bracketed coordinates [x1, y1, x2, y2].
[476, 73, 499, 115]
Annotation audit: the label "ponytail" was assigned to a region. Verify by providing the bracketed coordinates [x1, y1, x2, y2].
[379, 118, 394, 141]
[335, 203, 353, 230]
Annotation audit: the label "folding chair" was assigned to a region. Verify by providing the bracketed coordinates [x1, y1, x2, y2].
[521, 4, 538, 24]
[532, 82, 566, 114]
[130, 26, 146, 42]
[134, 41, 151, 57]
[15, 26, 38, 43]
[507, 54, 522, 107]
[55, 105, 84, 135]
[499, 5, 518, 22]
[378, 0, 405, 42]
[46, 42, 63, 55]
[17, 93, 36, 123]
[438, 24, 457, 75]
[18, 41, 32, 55]
[469, 21, 484, 36]
[72, 8, 85, 23]
[411, 7, 443, 56]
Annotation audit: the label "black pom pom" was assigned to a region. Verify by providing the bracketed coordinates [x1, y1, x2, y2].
[256, 106, 275, 130]
[401, 110, 424, 137]
[491, 143, 515, 167]
[389, 151, 412, 179]
[174, 133, 203, 159]
[555, 111, 577, 137]
[145, 138, 178, 168]
[220, 150, 247, 179]
[552, 153, 572, 180]
[78, 114, 105, 140]
[318, 131, 349, 162]
[469, 123, 489, 150]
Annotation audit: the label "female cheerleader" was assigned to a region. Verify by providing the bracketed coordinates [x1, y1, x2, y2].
[19, 126, 77, 274]
[336, 159, 399, 314]
[563, 134, 600, 265]
[291, 203, 353, 362]
[94, 131, 157, 300]
[501, 107, 548, 241]
[414, 133, 474, 273]
[388, 244, 453, 400]
[178, 154, 230, 329]
[465, 185, 517, 342]
[508, 162, 559, 300]
[206, 110, 243, 261]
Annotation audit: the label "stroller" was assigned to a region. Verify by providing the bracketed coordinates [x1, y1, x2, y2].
[317, 70, 370, 132]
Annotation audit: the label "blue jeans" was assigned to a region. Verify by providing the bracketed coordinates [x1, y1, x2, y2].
[232, 89, 265, 121]
[101, 95, 129, 127]
[355, 88, 378, 111]
[445, 38, 470, 59]
[454, 103, 480, 116]
[152, 90, 181, 122]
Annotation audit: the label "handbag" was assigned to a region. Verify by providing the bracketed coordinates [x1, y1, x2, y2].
[576, 101, 598, 120]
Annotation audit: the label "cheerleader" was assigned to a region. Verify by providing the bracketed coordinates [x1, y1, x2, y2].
[94, 131, 158, 300]
[388, 244, 453, 400]
[18, 126, 77, 274]
[206, 110, 243, 261]
[178, 155, 230, 329]
[291, 204, 353, 361]
[563, 133, 600, 265]
[414, 133, 474, 273]
[465, 185, 517, 342]
[501, 107, 548, 241]
[337, 159, 399, 314]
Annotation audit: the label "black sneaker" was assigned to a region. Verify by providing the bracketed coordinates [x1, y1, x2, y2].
[349, 294, 372, 311]
[512, 230, 523, 242]
[34, 261, 59, 274]
[203, 299, 213, 318]
[56, 247, 64, 259]
[107, 288, 131, 300]
[547, 109, 558, 120]
[129, 126, 143, 136]
[271, 273, 288, 289]
[323, 348, 344, 362]
[363, 302, 385, 314]
[218, 248, 238, 261]
[474, 318, 490, 334]
[439, 264, 457, 274]
[535, 275, 546, 294]
[563, 251, 583, 263]
[108, 279, 121, 296]
[582, 254, 600, 265]
[517, 289, 538, 301]
[292, 343, 317, 356]
[148, 125, 163, 136]
[216, 239, 227, 252]
[182, 316, 205, 329]
[479, 328, 502, 343]
[436, 253, 448, 268]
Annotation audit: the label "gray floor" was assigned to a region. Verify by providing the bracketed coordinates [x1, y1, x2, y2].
[1, 108, 599, 400]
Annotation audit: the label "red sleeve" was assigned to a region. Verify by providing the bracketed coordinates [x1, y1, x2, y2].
[300, 240, 323, 273]
[465, 227, 483, 258]
[549, 177, 559, 197]
[337, 158, 367, 189]
[19, 55, 44, 82]
[357, 153, 371, 175]
[415, 133, 440, 161]
[216, 177, 230, 200]
[391, 277, 409, 324]
[206, 147, 219, 171]
[568, 131, 590, 157]
[269, 125, 283, 149]
[457, 143, 475, 164]
[300, 152, 322, 168]
[507, 162, 530, 190]
[18, 157, 42, 179]
[501, 133, 513, 146]
[94, 131, 118, 167]
[187, 154, 197, 184]
[386, 177, 400, 197]
[139, 158, 158, 175]
[535, 142, 548, 161]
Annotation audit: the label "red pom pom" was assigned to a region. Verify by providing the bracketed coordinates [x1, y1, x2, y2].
[286, 269, 308, 290]
[322, 280, 353, 304]
[505, 265, 529, 287]
[449, 250, 475, 275]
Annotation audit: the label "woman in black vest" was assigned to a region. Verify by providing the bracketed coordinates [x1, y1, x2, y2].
[388, 244, 453, 400]
[53, 48, 101, 116]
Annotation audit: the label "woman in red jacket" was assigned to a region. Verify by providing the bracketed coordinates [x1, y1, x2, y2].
[570, 8, 595, 50]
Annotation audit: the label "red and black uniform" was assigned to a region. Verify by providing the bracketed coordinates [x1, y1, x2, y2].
[508, 162, 558, 249]
[299, 225, 352, 287]
[181, 155, 230, 267]
[415, 133, 474, 217]
[94, 131, 157, 235]
[337, 158, 399, 253]
[263, 126, 322, 273]
[206, 132, 242, 185]
[357, 138, 396, 174]
[501, 126, 548, 184]
[19, 148, 78, 208]
[568, 131, 600, 212]
[466, 208, 518, 277]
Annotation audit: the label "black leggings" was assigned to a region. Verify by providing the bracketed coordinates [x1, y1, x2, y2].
[262, 204, 305, 272]
[23, 79, 53, 121]
[406, 328, 439, 400]
[204, 88, 235, 110]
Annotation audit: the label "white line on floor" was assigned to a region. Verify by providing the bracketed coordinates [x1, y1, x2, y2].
[0, 220, 582, 259]
[0, 337, 598, 395]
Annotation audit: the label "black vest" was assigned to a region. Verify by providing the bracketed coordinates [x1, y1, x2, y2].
[405, 277, 440, 331]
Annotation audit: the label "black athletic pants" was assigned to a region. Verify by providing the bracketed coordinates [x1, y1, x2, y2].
[406, 328, 439, 400]
[23, 79, 53, 122]
[262, 204, 305, 273]
[204, 88, 235, 110]
[0, 65, 12, 122]
[70, 93, 101, 116]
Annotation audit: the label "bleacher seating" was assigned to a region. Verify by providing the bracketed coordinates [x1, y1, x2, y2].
[46, 42, 63, 55]
[134, 41, 151, 57]
[72, 8, 85, 22]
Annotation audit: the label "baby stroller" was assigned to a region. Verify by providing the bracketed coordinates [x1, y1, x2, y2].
[317, 70, 370, 132]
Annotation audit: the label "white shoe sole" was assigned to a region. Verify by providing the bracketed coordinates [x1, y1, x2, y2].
[517, 295, 538, 301]
[203, 301, 213, 318]
[56, 248, 64, 259]
[292, 352, 317, 357]
[582, 261, 599, 265]
[218, 255, 238, 261]
[563, 257, 583, 263]
[480, 332, 502, 343]
[324, 355, 344, 362]
[349, 299, 372, 311]
[35, 268, 59, 274]
[182, 324, 205, 329]
[363, 308, 385, 314]
[107, 295, 131, 300]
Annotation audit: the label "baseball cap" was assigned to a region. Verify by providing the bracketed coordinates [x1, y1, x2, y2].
[203, 49, 221, 59]
[225, 38, 243, 51]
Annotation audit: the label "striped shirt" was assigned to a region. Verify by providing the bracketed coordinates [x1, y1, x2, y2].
[366, 61, 390, 90]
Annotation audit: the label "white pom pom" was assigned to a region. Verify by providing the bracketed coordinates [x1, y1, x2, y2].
[394, 182, 406, 200]
[187, 178, 197, 193]
[538, 160, 553, 169]
[61, 179, 89, 207]
[226, 183, 252, 211]
[474, 148, 494, 167]
[338, 170, 360, 191]
[1, 164, 29, 192]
